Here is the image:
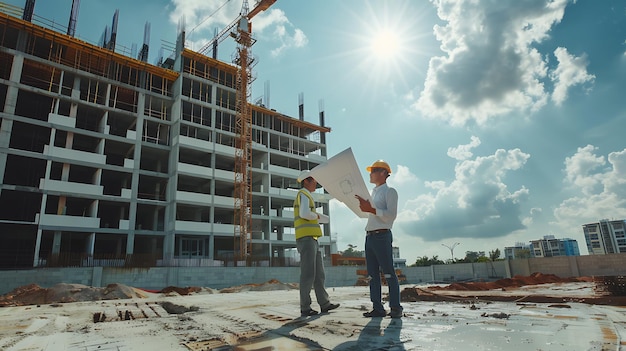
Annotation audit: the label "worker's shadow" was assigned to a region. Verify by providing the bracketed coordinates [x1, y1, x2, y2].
[254, 314, 326, 349]
[333, 317, 405, 351]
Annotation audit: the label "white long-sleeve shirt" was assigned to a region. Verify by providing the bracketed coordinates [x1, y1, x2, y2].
[298, 190, 329, 224]
[364, 183, 397, 231]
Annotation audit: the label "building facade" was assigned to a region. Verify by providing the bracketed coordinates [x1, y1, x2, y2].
[0, 6, 333, 268]
[530, 235, 580, 257]
[505, 235, 580, 259]
[392, 246, 406, 268]
[583, 219, 626, 255]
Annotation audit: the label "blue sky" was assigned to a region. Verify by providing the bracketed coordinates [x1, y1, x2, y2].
[9, 0, 626, 263]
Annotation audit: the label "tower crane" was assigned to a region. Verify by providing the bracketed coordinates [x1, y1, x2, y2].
[201, 0, 275, 263]
[198, 0, 275, 59]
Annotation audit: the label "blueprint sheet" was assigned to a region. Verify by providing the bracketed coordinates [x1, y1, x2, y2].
[309, 147, 371, 218]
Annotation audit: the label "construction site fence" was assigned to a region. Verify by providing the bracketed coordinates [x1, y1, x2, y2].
[4, 254, 626, 295]
[34, 254, 300, 268]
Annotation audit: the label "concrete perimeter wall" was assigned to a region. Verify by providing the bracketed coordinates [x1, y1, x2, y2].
[2, 254, 626, 295]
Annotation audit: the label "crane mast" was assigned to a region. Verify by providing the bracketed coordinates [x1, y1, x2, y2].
[232, 0, 275, 263]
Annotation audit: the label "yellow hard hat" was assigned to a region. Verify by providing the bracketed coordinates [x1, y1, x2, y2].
[366, 160, 392, 174]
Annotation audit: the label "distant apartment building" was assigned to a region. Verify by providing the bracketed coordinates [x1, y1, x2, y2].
[392, 246, 406, 268]
[0, 5, 333, 268]
[583, 219, 626, 255]
[505, 236, 580, 259]
[504, 242, 531, 259]
[530, 235, 580, 257]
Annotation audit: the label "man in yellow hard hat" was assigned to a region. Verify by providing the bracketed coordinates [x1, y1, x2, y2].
[294, 170, 340, 316]
[355, 160, 403, 318]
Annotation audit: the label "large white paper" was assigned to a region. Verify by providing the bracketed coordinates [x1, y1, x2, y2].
[309, 147, 371, 218]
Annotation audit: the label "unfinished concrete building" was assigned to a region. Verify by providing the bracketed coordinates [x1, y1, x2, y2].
[0, 2, 333, 268]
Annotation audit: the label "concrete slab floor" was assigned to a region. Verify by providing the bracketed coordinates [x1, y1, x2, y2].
[0, 284, 624, 350]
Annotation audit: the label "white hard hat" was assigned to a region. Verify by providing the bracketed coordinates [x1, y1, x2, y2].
[297, 170, 312, 182]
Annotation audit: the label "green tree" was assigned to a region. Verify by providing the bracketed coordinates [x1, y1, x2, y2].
[341, 244, 364, 257]
[489, 248, 501, 261]
[461, 251, 486, 263]
[411, 255, 444, 267]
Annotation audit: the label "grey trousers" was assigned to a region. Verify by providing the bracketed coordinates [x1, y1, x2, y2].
[296, 236, 330, 312]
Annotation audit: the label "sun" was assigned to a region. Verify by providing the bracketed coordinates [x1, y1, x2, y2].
[370, 29, 401, 61]
[349, 1, 431, 86]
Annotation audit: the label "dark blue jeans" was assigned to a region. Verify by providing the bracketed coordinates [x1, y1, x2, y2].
[365, 231, 402, 312]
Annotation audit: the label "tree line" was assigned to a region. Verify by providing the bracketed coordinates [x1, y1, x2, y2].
[340, 245, 506, 267]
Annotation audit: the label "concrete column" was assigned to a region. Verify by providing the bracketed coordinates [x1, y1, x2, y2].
[504, 259, 512, 278]
[91, 267, 103, 287]
[0, 55, 24, 185]
[52, 232, 62, 255]
[33, 228, 43, 267]
[0, 119, 12, 185]
[208, 235, 214, 259]
[126, 90, 143, 255]
[86, 233, 95, 256]
[430, 265, 436, 282]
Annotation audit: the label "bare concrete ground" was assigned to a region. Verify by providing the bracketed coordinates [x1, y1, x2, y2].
[0, 274, 624, 350]
[0, 273, 610, 307]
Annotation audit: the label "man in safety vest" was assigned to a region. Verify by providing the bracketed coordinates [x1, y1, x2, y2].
[294, 170, 340, 316]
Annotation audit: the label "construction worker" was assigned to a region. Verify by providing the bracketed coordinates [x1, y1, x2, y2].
[294, 170, 339, 316]
[355, 160, 403, 318]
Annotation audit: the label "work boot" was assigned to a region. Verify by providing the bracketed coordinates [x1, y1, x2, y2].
[321, 303, 340, 313]
[301, 309, 319, 317]
[388, 308, 403, 318]
[363, 309, 387, 317]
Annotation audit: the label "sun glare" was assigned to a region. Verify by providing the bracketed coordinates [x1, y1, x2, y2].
[351, 1, 429, 86]
[370, 30, 401, 61]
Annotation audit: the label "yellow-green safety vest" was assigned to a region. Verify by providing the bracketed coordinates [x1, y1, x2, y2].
[294, 189, 323, 240]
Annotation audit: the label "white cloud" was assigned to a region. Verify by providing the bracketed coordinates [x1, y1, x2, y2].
[563, 145, 606, 195]
[169, 0, 240, 35]
[264, 10, 308, 57]
[605, 150, 626, 197]
[167, 3, 306, 57]
[553, 146, 626, 234]
[248, 8, 288, 33]
[388, 165, 418, 187]
[447, 135, 480, 160]
[550, 47, 595, 105]
[414, 0, 580, 126]
[397, 140, 530, 241]
[522, 207, 543, 227]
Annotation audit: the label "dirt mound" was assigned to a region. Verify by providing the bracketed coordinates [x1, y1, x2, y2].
[0, 283, 149, 307]
[2, 275, 602, 308]
[159, 301, 200, 314]
[160, 286, 205, 296]
[0, 279, 297, 307]
[400, 273, 626, 306]
[428, 272, 584, 291]
[0, 283, 48, 306]
[220, 279, 298, 293]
